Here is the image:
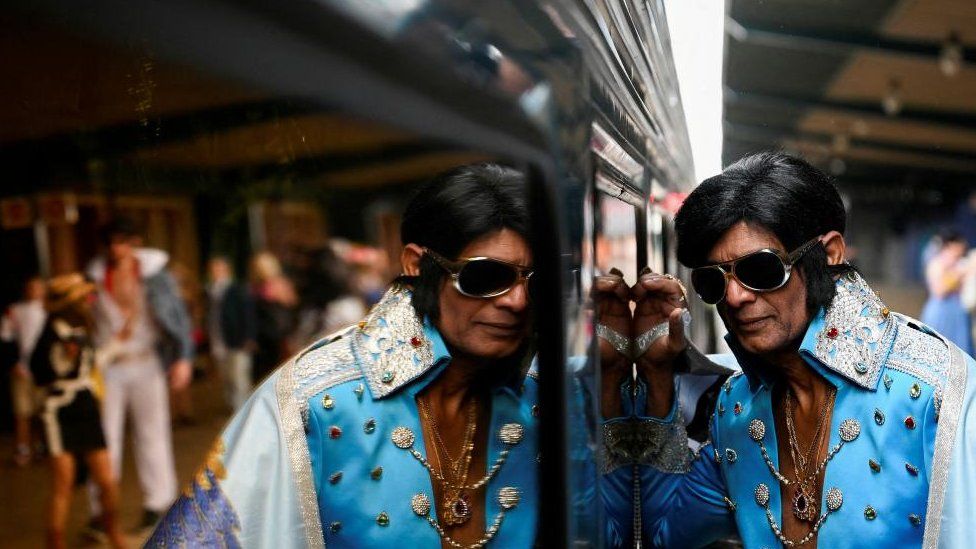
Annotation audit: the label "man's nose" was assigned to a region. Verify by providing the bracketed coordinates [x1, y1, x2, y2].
[495, 279, 530, 312]
[724, 277, 756, 308]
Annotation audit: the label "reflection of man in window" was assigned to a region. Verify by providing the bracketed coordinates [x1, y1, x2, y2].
[149, 164, 541, 547]
[600, 152, 976, 547]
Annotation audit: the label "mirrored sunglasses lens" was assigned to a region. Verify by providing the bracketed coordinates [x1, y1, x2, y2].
[691, 268, 726, 304]
[735, 251, 788, 291]
[458, 260, 518, 296]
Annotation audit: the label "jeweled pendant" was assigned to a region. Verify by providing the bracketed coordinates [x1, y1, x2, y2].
[792, 488, 819, 522]
[442, 492, 472, 526]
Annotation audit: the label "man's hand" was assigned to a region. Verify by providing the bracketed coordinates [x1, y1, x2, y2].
[594, 269, 634, 418]
[632, 270, 688, 417]
[168, 359, 193, 391]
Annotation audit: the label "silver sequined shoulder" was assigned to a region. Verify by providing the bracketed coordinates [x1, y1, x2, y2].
[288, 328, 363, 424]
[886, 312, 952, 409]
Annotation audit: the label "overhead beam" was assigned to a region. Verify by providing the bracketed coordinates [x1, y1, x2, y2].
[725, 88, 976, 132]
[726, 17, 976, 63]
[0, 99, 320, 163]
[725, 124, 976, 173]
[725, 121, 976, 159]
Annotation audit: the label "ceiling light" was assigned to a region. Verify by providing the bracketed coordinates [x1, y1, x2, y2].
[882, 78, 902, 116]
[939, 32, 963, 77]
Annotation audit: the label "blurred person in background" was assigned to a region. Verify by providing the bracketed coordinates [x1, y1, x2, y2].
[207, 256, 256, 411]
[921, 229, 976, 356]
[250, 251, 297, 384]
[85, 217, 194, 533]
[31, 273, 125, 549]
[168, 261, 205, 425]
[1, 275, 47, 466]
[293, 244, 366, 346]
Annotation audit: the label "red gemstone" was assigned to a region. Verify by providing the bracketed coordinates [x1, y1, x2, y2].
[904, 416, 916, 430]
[410, 336, 422, 347]
[733, 402, 742, 415]
[826, 327, 839, 339]
[330, 426, 342, 439]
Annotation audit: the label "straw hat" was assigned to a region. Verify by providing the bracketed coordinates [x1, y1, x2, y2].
[45, 273, 96, 313]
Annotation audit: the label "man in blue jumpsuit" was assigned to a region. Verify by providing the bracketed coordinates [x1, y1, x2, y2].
[600, 152, 976, 548]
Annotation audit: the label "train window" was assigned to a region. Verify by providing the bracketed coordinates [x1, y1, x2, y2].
[0, 7, 559, 547]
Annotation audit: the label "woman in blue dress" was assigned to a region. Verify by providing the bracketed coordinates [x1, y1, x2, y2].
[921, 229, 975, 357]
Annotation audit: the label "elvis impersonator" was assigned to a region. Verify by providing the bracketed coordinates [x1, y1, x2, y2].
[148, 164, 539, 547]
[599, 152, 976, 548]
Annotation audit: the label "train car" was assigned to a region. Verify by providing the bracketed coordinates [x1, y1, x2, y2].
[2, 0, 710, 545]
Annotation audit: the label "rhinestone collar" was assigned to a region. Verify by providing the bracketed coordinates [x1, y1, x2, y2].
[801, 271, 895, 390]
[352, 286, 533, 400]
[352, 286, 447, 399]
[727, 271, 896, 392]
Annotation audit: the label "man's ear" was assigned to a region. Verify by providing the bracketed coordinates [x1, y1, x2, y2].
[401, 244, 424, 276]
[821, 231, 847, 266]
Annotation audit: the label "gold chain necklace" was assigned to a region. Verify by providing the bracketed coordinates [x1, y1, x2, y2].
[418, 395, 478, 526]
[783, 387, 835, 523]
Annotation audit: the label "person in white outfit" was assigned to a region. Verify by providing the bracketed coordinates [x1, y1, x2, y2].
[1, 276, 47, 466]
[85, 218, 194, 534]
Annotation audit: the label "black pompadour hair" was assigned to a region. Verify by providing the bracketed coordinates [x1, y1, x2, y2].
[399, 163, 529, 321]
[674, 151, 854, 316]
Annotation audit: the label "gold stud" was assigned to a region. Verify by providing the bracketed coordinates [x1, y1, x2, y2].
[411, 493, 431, 516]
[322, 394, 335, 410]
[391, 426, 415, 449]
[498, 423, 524, 445]
[498, 487, 520, 510]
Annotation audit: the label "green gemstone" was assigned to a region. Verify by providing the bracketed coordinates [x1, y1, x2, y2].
[883, 374, 893, 391]
[330, 521, 342, 534]
[874, 409, 885, 425]
[381, 371, 395, 383]
[363, 418, 377, 434]
[329, 471, 343, 484]
[864, 506, 877, 520]
[869, 459, 881, 473]
[376, 512, 390, 526]
[910, 383, 921, 399]
[354, 384, 365, 401]
[909, 513, 922, 526]
[371, 466, 383, 480]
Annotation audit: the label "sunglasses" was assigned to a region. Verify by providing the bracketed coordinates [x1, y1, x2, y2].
[424, 248, 534, 298]
[690, 237, 821, 305]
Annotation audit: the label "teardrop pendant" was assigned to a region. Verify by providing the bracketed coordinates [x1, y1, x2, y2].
[792, 487, 819, 522]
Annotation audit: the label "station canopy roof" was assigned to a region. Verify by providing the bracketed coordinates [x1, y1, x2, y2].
[723, 0, 976, 193]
